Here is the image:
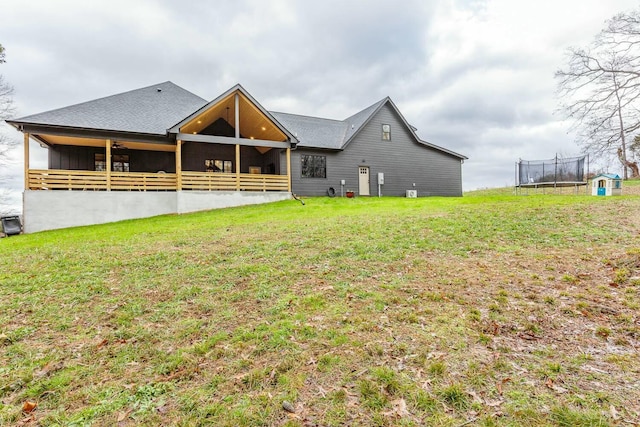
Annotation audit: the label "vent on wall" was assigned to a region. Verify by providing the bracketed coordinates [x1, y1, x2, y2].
[406, 190, 417, 198]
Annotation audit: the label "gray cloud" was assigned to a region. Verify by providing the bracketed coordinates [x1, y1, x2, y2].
[1, 0, 638, 214]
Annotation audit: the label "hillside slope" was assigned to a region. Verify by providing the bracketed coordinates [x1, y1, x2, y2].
[1, 195, 639, 426]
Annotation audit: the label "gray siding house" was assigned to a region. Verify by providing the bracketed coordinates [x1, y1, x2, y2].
[7, 82, 466, 232]
[273, 98, 465, 197]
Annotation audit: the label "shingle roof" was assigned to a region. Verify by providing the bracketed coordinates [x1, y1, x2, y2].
[11, 81, 207, 135]
[270, 99, 387, 151]
[9, 81, 466, 159]
[269, 112, 347, 150]
[593, 173, 621, 179]
[272, 98, 467, 160]
[342, 98, 387, 143]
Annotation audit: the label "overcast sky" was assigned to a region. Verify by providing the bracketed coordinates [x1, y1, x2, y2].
[1, 0, 638, 211]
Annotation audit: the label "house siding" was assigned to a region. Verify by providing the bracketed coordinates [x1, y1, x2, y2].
[49, 146, 176, 172]
[48, 143, 282, 175]
[288, 103, 463, 197]
[178, 143, 281, 173]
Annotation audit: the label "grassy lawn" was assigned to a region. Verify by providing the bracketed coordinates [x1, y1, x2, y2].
[1, 193, 639, 426]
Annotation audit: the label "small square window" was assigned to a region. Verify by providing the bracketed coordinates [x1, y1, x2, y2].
[95, 154, 106, 171]
[382, 124, 391, 141]
[113, 154, 130, 172]
[205, 159, 232, 173]
[301, 155, 326, 178]
[95, 153, 129, 171]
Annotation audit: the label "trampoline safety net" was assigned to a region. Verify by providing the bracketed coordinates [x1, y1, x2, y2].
[517, 155, 587, 186]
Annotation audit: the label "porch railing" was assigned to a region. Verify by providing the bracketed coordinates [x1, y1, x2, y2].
[27, 169, 289, 192]
[181, 172, 289, 191]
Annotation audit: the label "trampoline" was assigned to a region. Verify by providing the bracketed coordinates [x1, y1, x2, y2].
[515, 154, 588, 194]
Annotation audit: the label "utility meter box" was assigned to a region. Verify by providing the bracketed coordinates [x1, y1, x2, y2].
[377, 172, 384, 185]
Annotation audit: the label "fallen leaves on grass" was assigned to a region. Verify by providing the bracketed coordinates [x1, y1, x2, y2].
[545, 378, 568, 394]
[34, 361, 64, 379]
[21, 401, 37, 413]
[382, 398, 410, 419]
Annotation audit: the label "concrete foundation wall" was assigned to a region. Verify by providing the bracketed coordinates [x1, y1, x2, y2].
[177, 191, 291, 214]
[23, 191, 291, 233]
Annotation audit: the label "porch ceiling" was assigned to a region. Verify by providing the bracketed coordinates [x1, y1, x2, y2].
[36, 134, 177, 152]
[180, 91, 287, 142]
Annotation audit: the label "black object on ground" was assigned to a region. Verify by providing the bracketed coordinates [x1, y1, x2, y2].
[1, 216, 22, 236]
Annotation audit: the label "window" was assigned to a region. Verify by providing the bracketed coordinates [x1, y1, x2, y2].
[382, 124, 391, 141]
[205, 159, 232, 173]
[112, 155, 130, 172]
[95, 154, 106, 171]
[95, 154, 129, 172]
[301, 155, 326, 178]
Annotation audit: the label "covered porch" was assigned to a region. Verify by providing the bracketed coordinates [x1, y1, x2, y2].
[10, 84, 299, 233]
[26, 169, 290, 192]
[21, 87, 294, 193]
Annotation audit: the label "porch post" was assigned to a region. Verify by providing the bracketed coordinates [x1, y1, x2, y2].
[234, 93, 240, 139]
[235, 93, 241, 191]
[235, 144, 241, 190]
[24, 132, 30, 190]
[106, 139, 111, 191]
[176, 139, 182, 190]
[286, 147, 292, 192]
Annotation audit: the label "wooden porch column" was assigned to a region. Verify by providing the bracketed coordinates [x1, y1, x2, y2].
[235, 144, 241, 190]
[234, 93, 240, 138]
[176, 139, 182, 190]
[286, 147, 292, 192]
[24, 132, 30, 190]
[106, 139, 111, 191]
[235, 93, 241, 191]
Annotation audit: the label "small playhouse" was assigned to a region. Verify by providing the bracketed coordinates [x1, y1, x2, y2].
[591, 173, 622, 196]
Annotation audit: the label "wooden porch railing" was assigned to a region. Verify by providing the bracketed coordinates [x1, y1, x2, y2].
[181, 172, 289, 191]
[181, 172, 237, 191]
[27, 169, 289, 192]
[28, 169, 109, 190]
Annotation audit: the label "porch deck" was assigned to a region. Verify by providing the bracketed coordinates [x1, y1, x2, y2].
[27, 169, 290, 192]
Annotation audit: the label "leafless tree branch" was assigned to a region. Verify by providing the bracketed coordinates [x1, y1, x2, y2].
[0, 43, 19, 211]
[556, 9, 640, 179]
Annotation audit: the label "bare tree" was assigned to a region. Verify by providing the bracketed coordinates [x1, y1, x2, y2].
[0, 43, 18, 215]
[0, 75, 16, 158]
[0, 43, 16, 161]
[556, 10, 640, 179]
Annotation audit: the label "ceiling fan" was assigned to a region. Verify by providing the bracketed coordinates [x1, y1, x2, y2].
[111, 141, 126, 149]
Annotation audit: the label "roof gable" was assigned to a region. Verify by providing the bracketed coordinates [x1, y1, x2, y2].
[592, 173, 621, 180]
[342, 98, 387, 144]
[343, 98, 467, 159]
[10, 81, 207, 135]
[170, 84, 297, 143]
[276, 97, 467, 159]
